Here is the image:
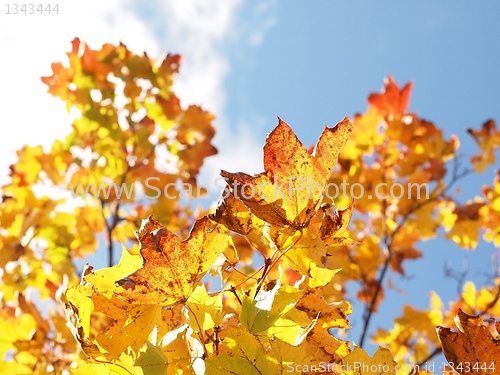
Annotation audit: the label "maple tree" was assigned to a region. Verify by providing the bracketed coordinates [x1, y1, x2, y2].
[1, 39, 499, 374]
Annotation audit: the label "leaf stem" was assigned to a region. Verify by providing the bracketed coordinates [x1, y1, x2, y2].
[254, 230, 303, 297]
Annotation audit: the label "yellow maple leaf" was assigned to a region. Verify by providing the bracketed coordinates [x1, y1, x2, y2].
[262, 200, 356, 276]
[481, 171, 500, 246]
[241, 281, 316, 346]
[186, 284, 223, 332]
[209, 186, 267, 236]
[340, 346, 397, 375]
[116, 215, 230, 305]
[439, 202, 484, 249]
[84, 245, 143, 296]
[205, 325, 281, 374]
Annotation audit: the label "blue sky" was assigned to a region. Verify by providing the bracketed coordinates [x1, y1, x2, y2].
[1, 0, 499, 361]
[227, 1, 500, 145]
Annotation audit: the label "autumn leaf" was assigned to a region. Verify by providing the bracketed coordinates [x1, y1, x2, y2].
[84, 245, 143, 295]
[63, 269, 165, 360]
[341, 346, 397, 375]
[116, 215, 231, 305]
[186, 284, 224, 332]
[295, 287, 352, 363]
[240, 279, 317, 346]
[439, 201, 484, 249]
[175, 105, 218, 183]
[205, 325, 281, 375]
[218, 117, 353, 231]
[134, 342, 169, 375]
[437, 309, 500, 375]
[59, 283, 105, 358]
[368, 75, 413, 118]
[321, 201, 357, 247]
[372, 297, 444, 364]
[6, 36, 500, 375]
[259, 204, 356, 276]
[480, 170, 500, 246]
[453, 280, 500, 320]
[341, 107, 385, 159]
[467, 119, 500, 173]
[296, 287, 351, 330]
[209, 186, 267, 236]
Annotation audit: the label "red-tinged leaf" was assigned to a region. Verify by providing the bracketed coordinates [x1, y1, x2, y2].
[368, 75, 413, 117]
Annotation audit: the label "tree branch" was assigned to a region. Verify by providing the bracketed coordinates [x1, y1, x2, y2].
[408, 347, 443, 375]
[359, 155, 472, 348]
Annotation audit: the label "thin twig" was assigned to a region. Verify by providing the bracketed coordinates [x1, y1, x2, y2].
[408, 347, 443, 375]
[359, 250, 392, 348]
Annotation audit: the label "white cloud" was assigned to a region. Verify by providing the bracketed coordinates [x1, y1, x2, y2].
[157, 0, 242, 116]
[155, 0, 277, 190]
[0, 0, 159, 186]
[200, 121, 265, 201]
[0, 0, 277, 194]
[247, 0, 278, 46]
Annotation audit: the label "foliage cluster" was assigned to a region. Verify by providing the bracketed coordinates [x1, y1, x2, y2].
[1, 39, 499, 374]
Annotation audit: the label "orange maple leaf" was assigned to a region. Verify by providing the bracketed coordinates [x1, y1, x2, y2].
[368, 75, 413, 117]
[218, 117, 353, 231]
[437, 309, 500, 375]
[467, 119, 500, 172]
